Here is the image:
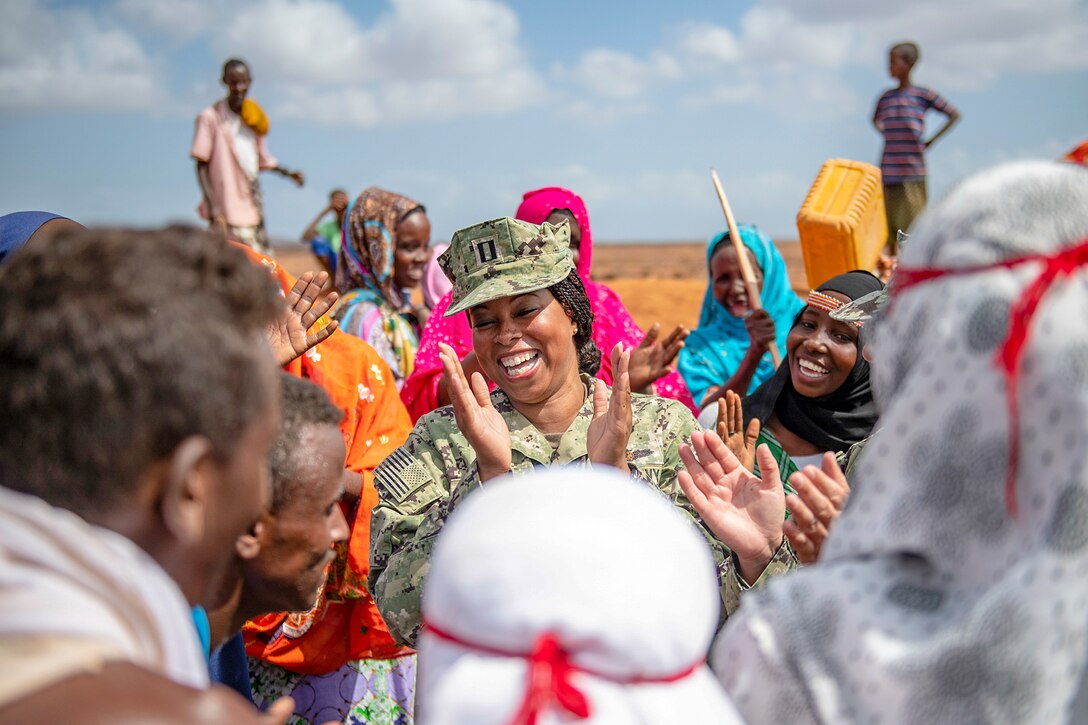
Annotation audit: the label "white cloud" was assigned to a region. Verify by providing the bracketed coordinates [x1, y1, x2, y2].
[216, 0, 366, 85]
[361, 0, 525, 81]
[736, 5, 855, 72]
[559, 48, 680, 100]
[673, 22, 742, 67]
[0, 0, 163, 113]
[115, 0, 221, 41]
[563, 0, 1088, 119]
[278, 65, 547, 127]
[757, 0, 1088, 89]
[215, 0, 547, 126]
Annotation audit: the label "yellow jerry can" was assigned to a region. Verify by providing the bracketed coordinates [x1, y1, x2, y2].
[796, 159, 887, 289]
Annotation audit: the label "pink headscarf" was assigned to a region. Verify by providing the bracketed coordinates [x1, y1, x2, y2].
[513, 186, 595, 279]
[399, 188, 696, 420]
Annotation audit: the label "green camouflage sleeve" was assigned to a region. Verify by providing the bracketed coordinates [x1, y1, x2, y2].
[369, 416, 470, 647]
[625, 396, 804, 623]
[720, 538, 799, 617]
[626, 397, 732, 587]
[840, 435, 870, 482]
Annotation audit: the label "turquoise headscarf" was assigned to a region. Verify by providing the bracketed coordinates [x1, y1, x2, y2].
[677, 224, 804, 404]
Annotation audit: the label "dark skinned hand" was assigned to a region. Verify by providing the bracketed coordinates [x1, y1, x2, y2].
[783, 452, 851, 564]
[715, 389, 760, 473]
[628, 322, 688, 392]
[743, 309, 777, 354]
[266, 271, 339, 367]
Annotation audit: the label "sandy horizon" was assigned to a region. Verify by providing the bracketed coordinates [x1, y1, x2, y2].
[273, 240, 808, 334]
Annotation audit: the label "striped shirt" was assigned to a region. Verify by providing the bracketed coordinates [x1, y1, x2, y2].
[873, 86, 957, 184]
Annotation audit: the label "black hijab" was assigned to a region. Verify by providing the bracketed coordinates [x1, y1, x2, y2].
[743, 270, 883, 453]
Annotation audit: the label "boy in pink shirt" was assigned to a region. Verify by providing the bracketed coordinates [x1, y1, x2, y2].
[191, 58, 305, 254]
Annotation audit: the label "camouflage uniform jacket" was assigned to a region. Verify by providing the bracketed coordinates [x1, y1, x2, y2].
[370, 373, 747, 647]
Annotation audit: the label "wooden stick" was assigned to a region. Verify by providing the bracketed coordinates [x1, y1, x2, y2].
[710, 168, 783, 367]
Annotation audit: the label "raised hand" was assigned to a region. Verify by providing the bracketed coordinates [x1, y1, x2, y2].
[266, 271, 339, 366]
[587, 343, 633, 473]
[628, 323, 688, 393]
[657, 323, 687, 368]
[743, 309, 777, 354]
[715, 389, 760, 472]
[678, 431, 785, 583]
[783, 452, 850, 564]
[439, 342, 511, 481]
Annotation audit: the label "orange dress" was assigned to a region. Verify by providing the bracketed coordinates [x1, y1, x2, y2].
[236, 246, 414, 673]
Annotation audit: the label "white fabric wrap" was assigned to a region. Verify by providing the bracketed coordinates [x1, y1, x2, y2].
[418, 468, 742, 724]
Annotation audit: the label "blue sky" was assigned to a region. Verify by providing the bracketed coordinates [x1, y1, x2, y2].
[1, 0, 1085, 244]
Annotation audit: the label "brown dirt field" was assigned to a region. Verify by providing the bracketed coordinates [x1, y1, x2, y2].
[271, 240, 806, 334]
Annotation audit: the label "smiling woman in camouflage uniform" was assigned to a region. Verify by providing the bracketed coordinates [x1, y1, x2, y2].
[369, 217, 794, 647]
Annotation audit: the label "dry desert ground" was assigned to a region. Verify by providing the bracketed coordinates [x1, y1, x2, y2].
[272, 240, 807, 334]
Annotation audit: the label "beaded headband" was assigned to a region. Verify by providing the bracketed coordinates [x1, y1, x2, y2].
[806, 290, 864, 327]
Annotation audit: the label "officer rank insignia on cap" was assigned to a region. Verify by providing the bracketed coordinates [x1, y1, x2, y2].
[473, 237, 499, 266]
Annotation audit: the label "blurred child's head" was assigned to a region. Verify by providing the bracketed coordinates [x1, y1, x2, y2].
[889, 42, 919, 81]
[329, 189, 349, 213]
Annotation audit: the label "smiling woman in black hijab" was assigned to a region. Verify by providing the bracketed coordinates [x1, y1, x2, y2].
[735, 270, 884, 482]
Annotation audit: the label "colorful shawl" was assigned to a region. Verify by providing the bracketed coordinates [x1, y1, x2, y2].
[399, 187, 696, 420]
[334, 187, 424, 382]
[678, 225, 804, 404]
[716, 161, 1088, 723]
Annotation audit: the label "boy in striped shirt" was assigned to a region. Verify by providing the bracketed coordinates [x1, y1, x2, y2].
[872, 41, 960, 254]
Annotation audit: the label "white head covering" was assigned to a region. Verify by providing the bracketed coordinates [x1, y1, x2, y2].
[418, 468, 742, 725]
[714, 161, 1088, 723]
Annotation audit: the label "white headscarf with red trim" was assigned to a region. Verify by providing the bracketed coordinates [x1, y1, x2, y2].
[713, 160, 1088, 723]
[418, 468, 742, 725]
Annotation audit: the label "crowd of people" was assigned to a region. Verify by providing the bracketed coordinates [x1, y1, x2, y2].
[2, 45, 1088, 725]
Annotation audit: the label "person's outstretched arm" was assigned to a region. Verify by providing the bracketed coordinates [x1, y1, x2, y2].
[300, 203, 332, 243]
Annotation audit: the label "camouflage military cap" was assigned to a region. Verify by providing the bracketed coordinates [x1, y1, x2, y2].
[439, 217, 574, 317]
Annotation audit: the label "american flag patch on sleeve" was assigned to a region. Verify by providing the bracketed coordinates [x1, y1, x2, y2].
[375, 447, 435, 504]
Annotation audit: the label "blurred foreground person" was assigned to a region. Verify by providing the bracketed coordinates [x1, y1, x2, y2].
[714, 161, 1088, 723]
[417, 468, 742, 725]
[0, 227, 293, 722]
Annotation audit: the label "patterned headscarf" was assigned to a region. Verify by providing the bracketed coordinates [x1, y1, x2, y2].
[336, 186, 423, 308]
[714, 161, 1088, 723]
